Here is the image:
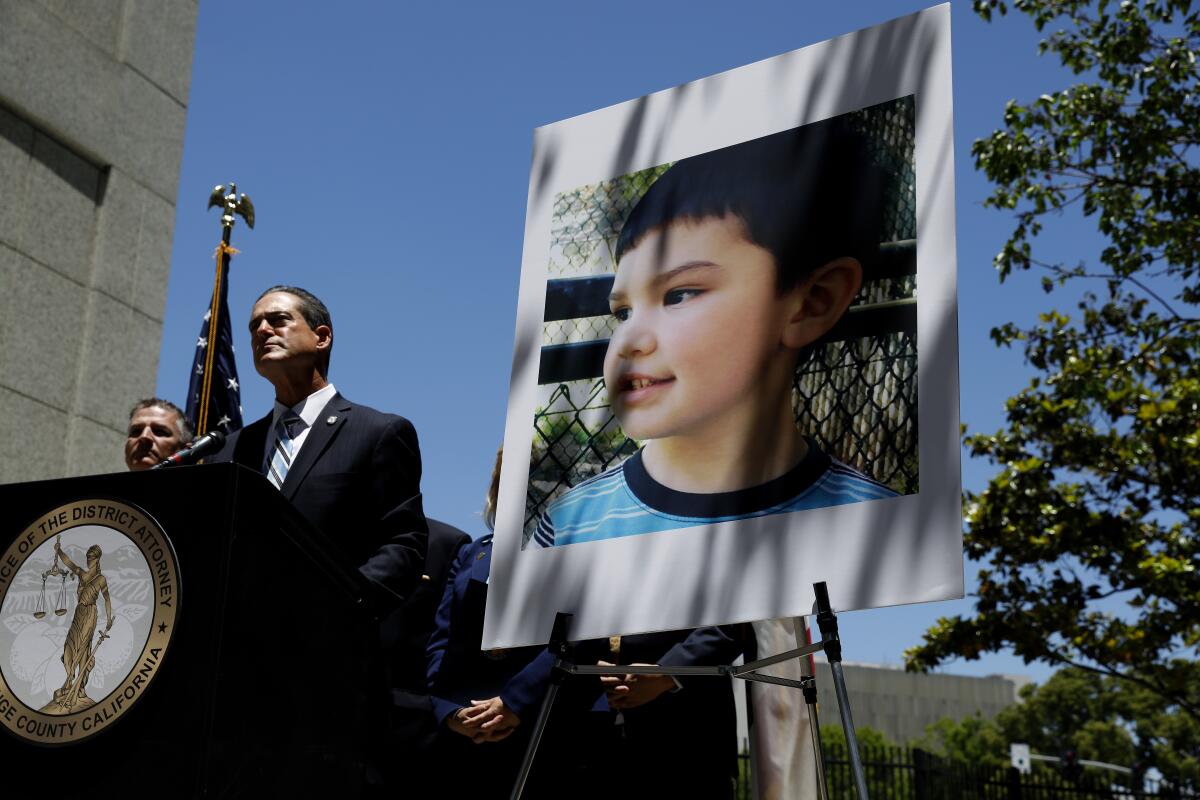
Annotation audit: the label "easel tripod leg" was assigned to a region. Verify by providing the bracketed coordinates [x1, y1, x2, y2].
[830, 660, 870, 799]
[803, 677, 829, 800]
[510, 678, 561, 800]
[510, 612, 574, 800]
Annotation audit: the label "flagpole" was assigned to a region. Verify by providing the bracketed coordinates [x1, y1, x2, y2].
[197, 240, 226, 434]
[195, 183, 255, 435]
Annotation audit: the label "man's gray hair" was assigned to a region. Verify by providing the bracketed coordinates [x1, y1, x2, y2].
[129, 398, 194, 443]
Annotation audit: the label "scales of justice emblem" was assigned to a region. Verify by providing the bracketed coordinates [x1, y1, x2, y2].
[37, 536, 115, 715]
[0, 500, 179, 745]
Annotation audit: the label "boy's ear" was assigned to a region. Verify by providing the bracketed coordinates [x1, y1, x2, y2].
[782, 257, 864, 350]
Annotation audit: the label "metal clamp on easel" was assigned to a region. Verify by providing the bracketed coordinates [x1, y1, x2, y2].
[814, 581, 870, 799]
[510, 582, 871, 800]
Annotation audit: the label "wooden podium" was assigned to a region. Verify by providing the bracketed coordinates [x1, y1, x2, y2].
[0, 464, 385, 796]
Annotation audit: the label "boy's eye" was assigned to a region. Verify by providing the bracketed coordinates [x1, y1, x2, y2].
[664, 288, 703, 306]
[611, 306, 631, 323]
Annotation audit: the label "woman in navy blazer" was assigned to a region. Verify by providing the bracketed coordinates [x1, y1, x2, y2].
[424, 451, 592, 796]
[425, 451, 744, 799]
[425, 532, 556, 739]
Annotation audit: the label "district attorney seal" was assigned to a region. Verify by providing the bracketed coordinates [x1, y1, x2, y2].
[0, 499, 180, 745]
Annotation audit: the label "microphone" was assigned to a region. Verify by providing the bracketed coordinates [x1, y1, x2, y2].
[151, 429, 227, 469]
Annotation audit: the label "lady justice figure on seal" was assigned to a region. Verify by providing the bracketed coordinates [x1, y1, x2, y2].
[42, 537, 114, 714]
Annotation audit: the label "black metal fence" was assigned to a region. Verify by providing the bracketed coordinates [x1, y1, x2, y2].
[526, 96, 919, 544]
[733, 745, 1184, 800]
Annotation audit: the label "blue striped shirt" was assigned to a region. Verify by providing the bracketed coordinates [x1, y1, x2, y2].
[531, 440, 896, 548]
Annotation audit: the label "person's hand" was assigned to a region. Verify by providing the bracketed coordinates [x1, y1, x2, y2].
[462, 697, 521, 743]
[446, 707, 479, 740]
[53, 538, 62, 556]
[598, 661, 675, 710]
[446, 697, 521, 743]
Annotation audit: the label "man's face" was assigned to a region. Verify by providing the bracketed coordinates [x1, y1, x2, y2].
[603, 216, 800, 443]
[125, 406, 186, 471]
[248, 292, 327, 380]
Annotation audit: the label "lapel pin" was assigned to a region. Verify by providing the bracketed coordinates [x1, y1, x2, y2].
[326, 415, 337, 425]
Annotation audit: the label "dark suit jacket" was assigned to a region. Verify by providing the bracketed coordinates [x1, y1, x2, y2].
[384, 518, 472, 696]
[574, 625, 746, 797]
[374, 518, 471, 791]
[210, 392, 429, 607]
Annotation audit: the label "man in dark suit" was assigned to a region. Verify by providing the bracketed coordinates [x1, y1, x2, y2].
[378, 517, 470, 792]
[583, 627, 745, 799]
[385, 518, 471, 703]
[209, 285, 431, 792]
[209, 285, 428, 603]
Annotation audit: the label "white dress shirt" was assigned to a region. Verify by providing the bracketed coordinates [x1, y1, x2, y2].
[262, 382, 338, 473]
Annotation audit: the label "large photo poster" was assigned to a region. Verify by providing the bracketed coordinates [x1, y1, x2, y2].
[487, 5, 961, 648]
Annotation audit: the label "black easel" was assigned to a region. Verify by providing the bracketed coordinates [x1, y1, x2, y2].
[510, 611, 574, 799]
[509, 581, 870, 800]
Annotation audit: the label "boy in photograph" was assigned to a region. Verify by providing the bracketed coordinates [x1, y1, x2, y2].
[532, 115, 898, 548]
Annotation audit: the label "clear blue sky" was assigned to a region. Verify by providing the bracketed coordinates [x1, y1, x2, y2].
[159, 1, 1095, 684]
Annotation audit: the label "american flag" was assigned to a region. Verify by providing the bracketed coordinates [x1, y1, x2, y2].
[186, 243, 243, 436]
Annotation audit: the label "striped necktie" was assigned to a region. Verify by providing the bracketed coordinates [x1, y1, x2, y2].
[266, 412, 304, 490]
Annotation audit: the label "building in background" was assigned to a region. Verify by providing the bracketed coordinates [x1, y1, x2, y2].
[814, 661, 1027, 744]
[735, 660, 1028, 749]
[0, 0, 197, 482]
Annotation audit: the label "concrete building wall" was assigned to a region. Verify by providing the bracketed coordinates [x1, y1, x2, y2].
[0, 0, 197, 483]
[814, 662, 1024, 744]
[733, 658, 1026, 751]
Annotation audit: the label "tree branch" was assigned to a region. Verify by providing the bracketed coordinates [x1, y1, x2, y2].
[1045, 653, 1200, 725]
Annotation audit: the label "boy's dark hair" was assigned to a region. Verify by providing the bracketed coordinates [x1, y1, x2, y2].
[257, 285, 333, 376]
[615, 115, 887, 292]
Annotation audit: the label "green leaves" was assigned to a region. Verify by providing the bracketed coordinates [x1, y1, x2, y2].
[907, 1, 1200, 782]
[971, 0, 1200, 285]
[916, 668, 1200, 789]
